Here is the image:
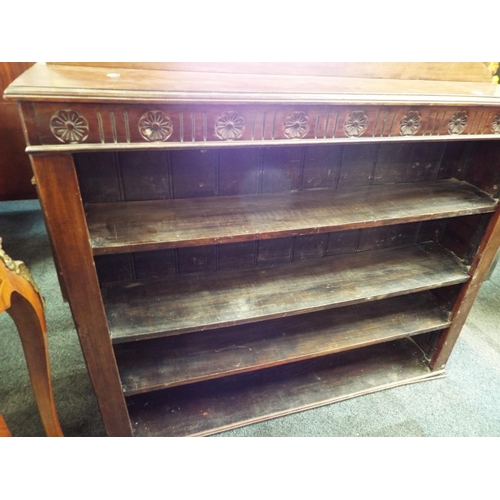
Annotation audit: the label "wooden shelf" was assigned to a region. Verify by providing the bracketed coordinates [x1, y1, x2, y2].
[126, 337, 444, 437]
[114, 292, 451, 396]
[8, 62, 500, 439]
[87, 179, 497, 255]
[103, 242, 469, 343]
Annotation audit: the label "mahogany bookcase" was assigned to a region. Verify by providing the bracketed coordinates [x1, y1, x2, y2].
[5, 63, 500, 436]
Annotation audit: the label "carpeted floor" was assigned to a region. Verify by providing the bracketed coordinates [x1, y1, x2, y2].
[0, 199, 499, 437]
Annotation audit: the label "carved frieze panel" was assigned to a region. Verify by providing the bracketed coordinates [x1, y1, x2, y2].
[26, 103, 500, 151]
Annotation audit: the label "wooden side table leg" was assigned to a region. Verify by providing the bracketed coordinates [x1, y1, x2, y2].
[1, 238, 63, 437]
[7, 293, 63, 437]
[0, 414, 11, 437]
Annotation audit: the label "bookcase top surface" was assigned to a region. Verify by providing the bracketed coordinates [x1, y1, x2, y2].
[5, 63, 500, 105]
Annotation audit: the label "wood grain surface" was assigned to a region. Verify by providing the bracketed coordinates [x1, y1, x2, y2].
[5, 63, 500, 105]
[115, 292, 450, 396]
[47, 62, 492, 82]
[31, 154, 132, 436]
[87, 179, 497, 255]
[126, 337, 444, 437]
[103, 242, 469, 342]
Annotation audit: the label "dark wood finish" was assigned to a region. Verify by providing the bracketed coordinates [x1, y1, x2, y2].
[11, 101, 500, 153]
[0, 238, 63, 436]
[431, 207, 500, 369]
[6, 63, 500, 437]
[0, 62, 36, 201]
[5, 65, 500, 156]
[115, 292, 451, 396]
[127, 338, 444, 437]
[464, 141, 500, 197]
[75, 143, 472, 206]
[439, 214, 491, 264]
[103, 243, 469, 343]
[94, 220, 450, 285]
[87, 179, 497, 255]
[30, 154, 132, 436]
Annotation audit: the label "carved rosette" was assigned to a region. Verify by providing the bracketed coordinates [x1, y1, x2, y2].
[215, 111, 245, 140]
[400, 111, 422, 136]
[283, 111, 310, 139]
[448, 111, 468, 135]
[492, 115, 500, 134]
[139, 111, 173, 141]
[50, 109, 89, 143]
[344, 111, 368, 137]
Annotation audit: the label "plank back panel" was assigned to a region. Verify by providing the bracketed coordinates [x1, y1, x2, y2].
[406, 142, 445, 183]
[337, 143, 378, 188]
[435, 141, 474, 181]
[170, 149, 217, 198]
[74, 153, 122, 203]
[219, 148, 261, 196]
[261, 147, 303, 193]
[75, 141, 494, 206]
[464, 141, 500, 197]
[118, 150, 171, 201]
[373, 143, 414, 185]
[301, 145, 343, 190]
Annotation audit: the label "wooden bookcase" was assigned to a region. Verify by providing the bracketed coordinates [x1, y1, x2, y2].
[5, 63, 500, 436]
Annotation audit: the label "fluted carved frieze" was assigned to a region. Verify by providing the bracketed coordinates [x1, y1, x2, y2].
[24, 103, 500, 151]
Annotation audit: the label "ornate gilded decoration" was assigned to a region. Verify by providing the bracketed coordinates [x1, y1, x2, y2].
[0, 238, 42, 300]
[138, 111, 173, 141]
[343, 111, 368, 137]
[492, 115, 500, 134]
[50, 110, 89, 144]
[283, 111, 310, 139]
[400, 111, 422, 136]
[215, 111, 245, 140]
[448, 111, 468, 135]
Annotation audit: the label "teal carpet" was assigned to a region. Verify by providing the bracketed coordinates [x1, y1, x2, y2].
[1, 199, 499, 437]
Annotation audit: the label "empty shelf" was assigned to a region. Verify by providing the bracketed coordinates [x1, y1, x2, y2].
[103, 242, 468, 343]
[87, 179, 497, 255]
[115, 292, 451, 396]
[127, 338, 445, 437]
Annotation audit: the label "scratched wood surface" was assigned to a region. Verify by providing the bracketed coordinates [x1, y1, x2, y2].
[47, 62, 493, 83]
[87, 179, 497, 255]
[114, 292, 451, 396]
[7, 63, 500, 437]
[5, 63, 498, 104]
[103, 242, 469, 343]
[126, 337, 442, 437]
[93, 219, 448, 285]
